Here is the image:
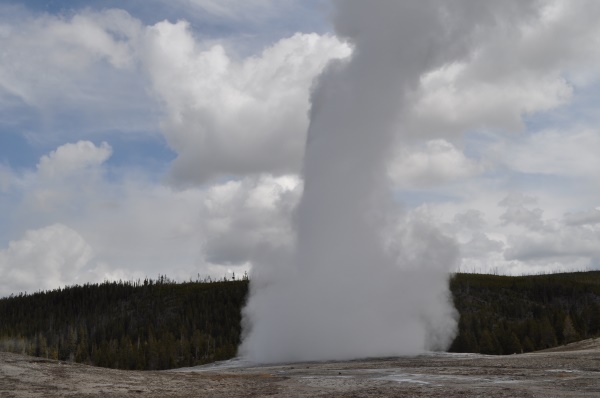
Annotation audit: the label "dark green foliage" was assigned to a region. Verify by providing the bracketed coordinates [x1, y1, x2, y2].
[0, 277, 248, 370]
[3, 270, 600, 369]
[503, 332, 522, 355]
[449, 271, 600, 355]
[562, 314, 579, 344]
[478, 329, 501, 354]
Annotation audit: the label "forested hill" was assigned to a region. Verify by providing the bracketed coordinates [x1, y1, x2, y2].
[2, 271, 600, 370]
[0, 277, 248, 370]
[449, 271, 600, 354]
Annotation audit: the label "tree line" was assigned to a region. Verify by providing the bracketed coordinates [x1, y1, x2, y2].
[2, 271, 600, 370]
[0, 276, 247, 370]
[449, 271, 600, 354]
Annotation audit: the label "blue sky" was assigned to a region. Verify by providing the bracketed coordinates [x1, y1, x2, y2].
[1, 0, 600, 296]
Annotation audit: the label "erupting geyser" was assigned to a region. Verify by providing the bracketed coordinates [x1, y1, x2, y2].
[241, 0, 522, 363]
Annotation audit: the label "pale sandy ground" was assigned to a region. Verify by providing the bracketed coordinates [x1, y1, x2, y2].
[2, 339, 600, 397]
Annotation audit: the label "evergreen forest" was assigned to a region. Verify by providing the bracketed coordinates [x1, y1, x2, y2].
[448, 271, 600, 355]
[1, 271, 600, 370]
[0, 276, 247, 370]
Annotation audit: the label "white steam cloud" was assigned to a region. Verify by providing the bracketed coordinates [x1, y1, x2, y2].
[240, 1, 536, 363]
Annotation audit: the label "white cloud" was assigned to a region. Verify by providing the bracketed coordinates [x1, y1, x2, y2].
[498, 193, 545, 230]
[75, 172, 301, 281]
[519, 0, 600, 86]
[1, 7, 350, 183]
[389, 139, 484, 188]
[13, 141, 112, 218]
[409, 62, 572, 137]
[494, 128, 600, 179]
[0, 7, 158, 138]
[140, 21, 351, 183]
[0, 9, 140, 106]
[452, 209, 487, 232]
[430, 188, 600, 275]
[402, 0, 600, 141]
[460, 232, 504, 258]
[0, 141, 304, 295]
[37, 141, 112, 179]
[381, 1, 600, 278]
[0, 224, 95, 296]
[2, 0, 600, 296]
[504, 224, 600, 264]
[201, 175, 300, 267]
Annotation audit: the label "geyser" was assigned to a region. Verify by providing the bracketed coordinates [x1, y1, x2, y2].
[241, 0, 522, 363]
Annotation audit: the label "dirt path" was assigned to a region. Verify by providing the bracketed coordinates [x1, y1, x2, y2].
[2, 339, 600, 397]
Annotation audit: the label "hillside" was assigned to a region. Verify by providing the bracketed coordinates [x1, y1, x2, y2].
[449, 271, 600, 354]
[1, 271, 600, 370]
[0, 277, 248, 370]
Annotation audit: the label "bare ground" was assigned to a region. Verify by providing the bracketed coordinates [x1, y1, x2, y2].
[3, 339, 600, 397]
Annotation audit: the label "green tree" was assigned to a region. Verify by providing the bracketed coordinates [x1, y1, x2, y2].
[539, 317, 557, 349]
[479, 329, 501, 355]
[521, 336, 535, 353]
[503, 332, 522, 354]
[562, 314, 579, 344]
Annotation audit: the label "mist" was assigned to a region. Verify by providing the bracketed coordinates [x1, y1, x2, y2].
[240, 1, 532, 363]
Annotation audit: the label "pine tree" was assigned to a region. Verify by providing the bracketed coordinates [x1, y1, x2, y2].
[504, 332, 522, 354]
[588, 304, 600, 335]
[479, 329, 501, 355]
[562, 314, 579, 344]
[521, 336, 535, 352]
[539, 317, 557, 349]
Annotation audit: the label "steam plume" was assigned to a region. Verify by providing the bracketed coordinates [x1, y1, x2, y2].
[241, 0, 527, 363]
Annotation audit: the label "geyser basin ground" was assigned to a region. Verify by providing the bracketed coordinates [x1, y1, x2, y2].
[3, 339, 600, 397]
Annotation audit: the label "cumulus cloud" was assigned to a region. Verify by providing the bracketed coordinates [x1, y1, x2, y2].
[0, 8, 139, 104]
[389, 139, 484, 188]
[0, 140, 304, 296]
[402, 0, 600, 140]
[452, 209, 487, 232]
[0, 224, 95, 296]
[140, 21, 351, 183]
[409, 61, 572, 137]
[0, 7, 157, 137]
[76, 173, 302, 282]
[37, 141, 112, 179]
[381, 1, 600, 275]
[1, 5, 349, 180]
[499, 193, 546, 230]
[202, 175, 300, 267]
[442, 194, 600, 274]
[461, 232, 504, 259]
[13, 141, 112, 219]
[446, 209, 504, 263]
[435, 199, 596, 275]
[2, 1, 600, 302]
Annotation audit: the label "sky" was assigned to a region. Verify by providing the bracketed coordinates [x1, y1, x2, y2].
[1, 0, 600, 297]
